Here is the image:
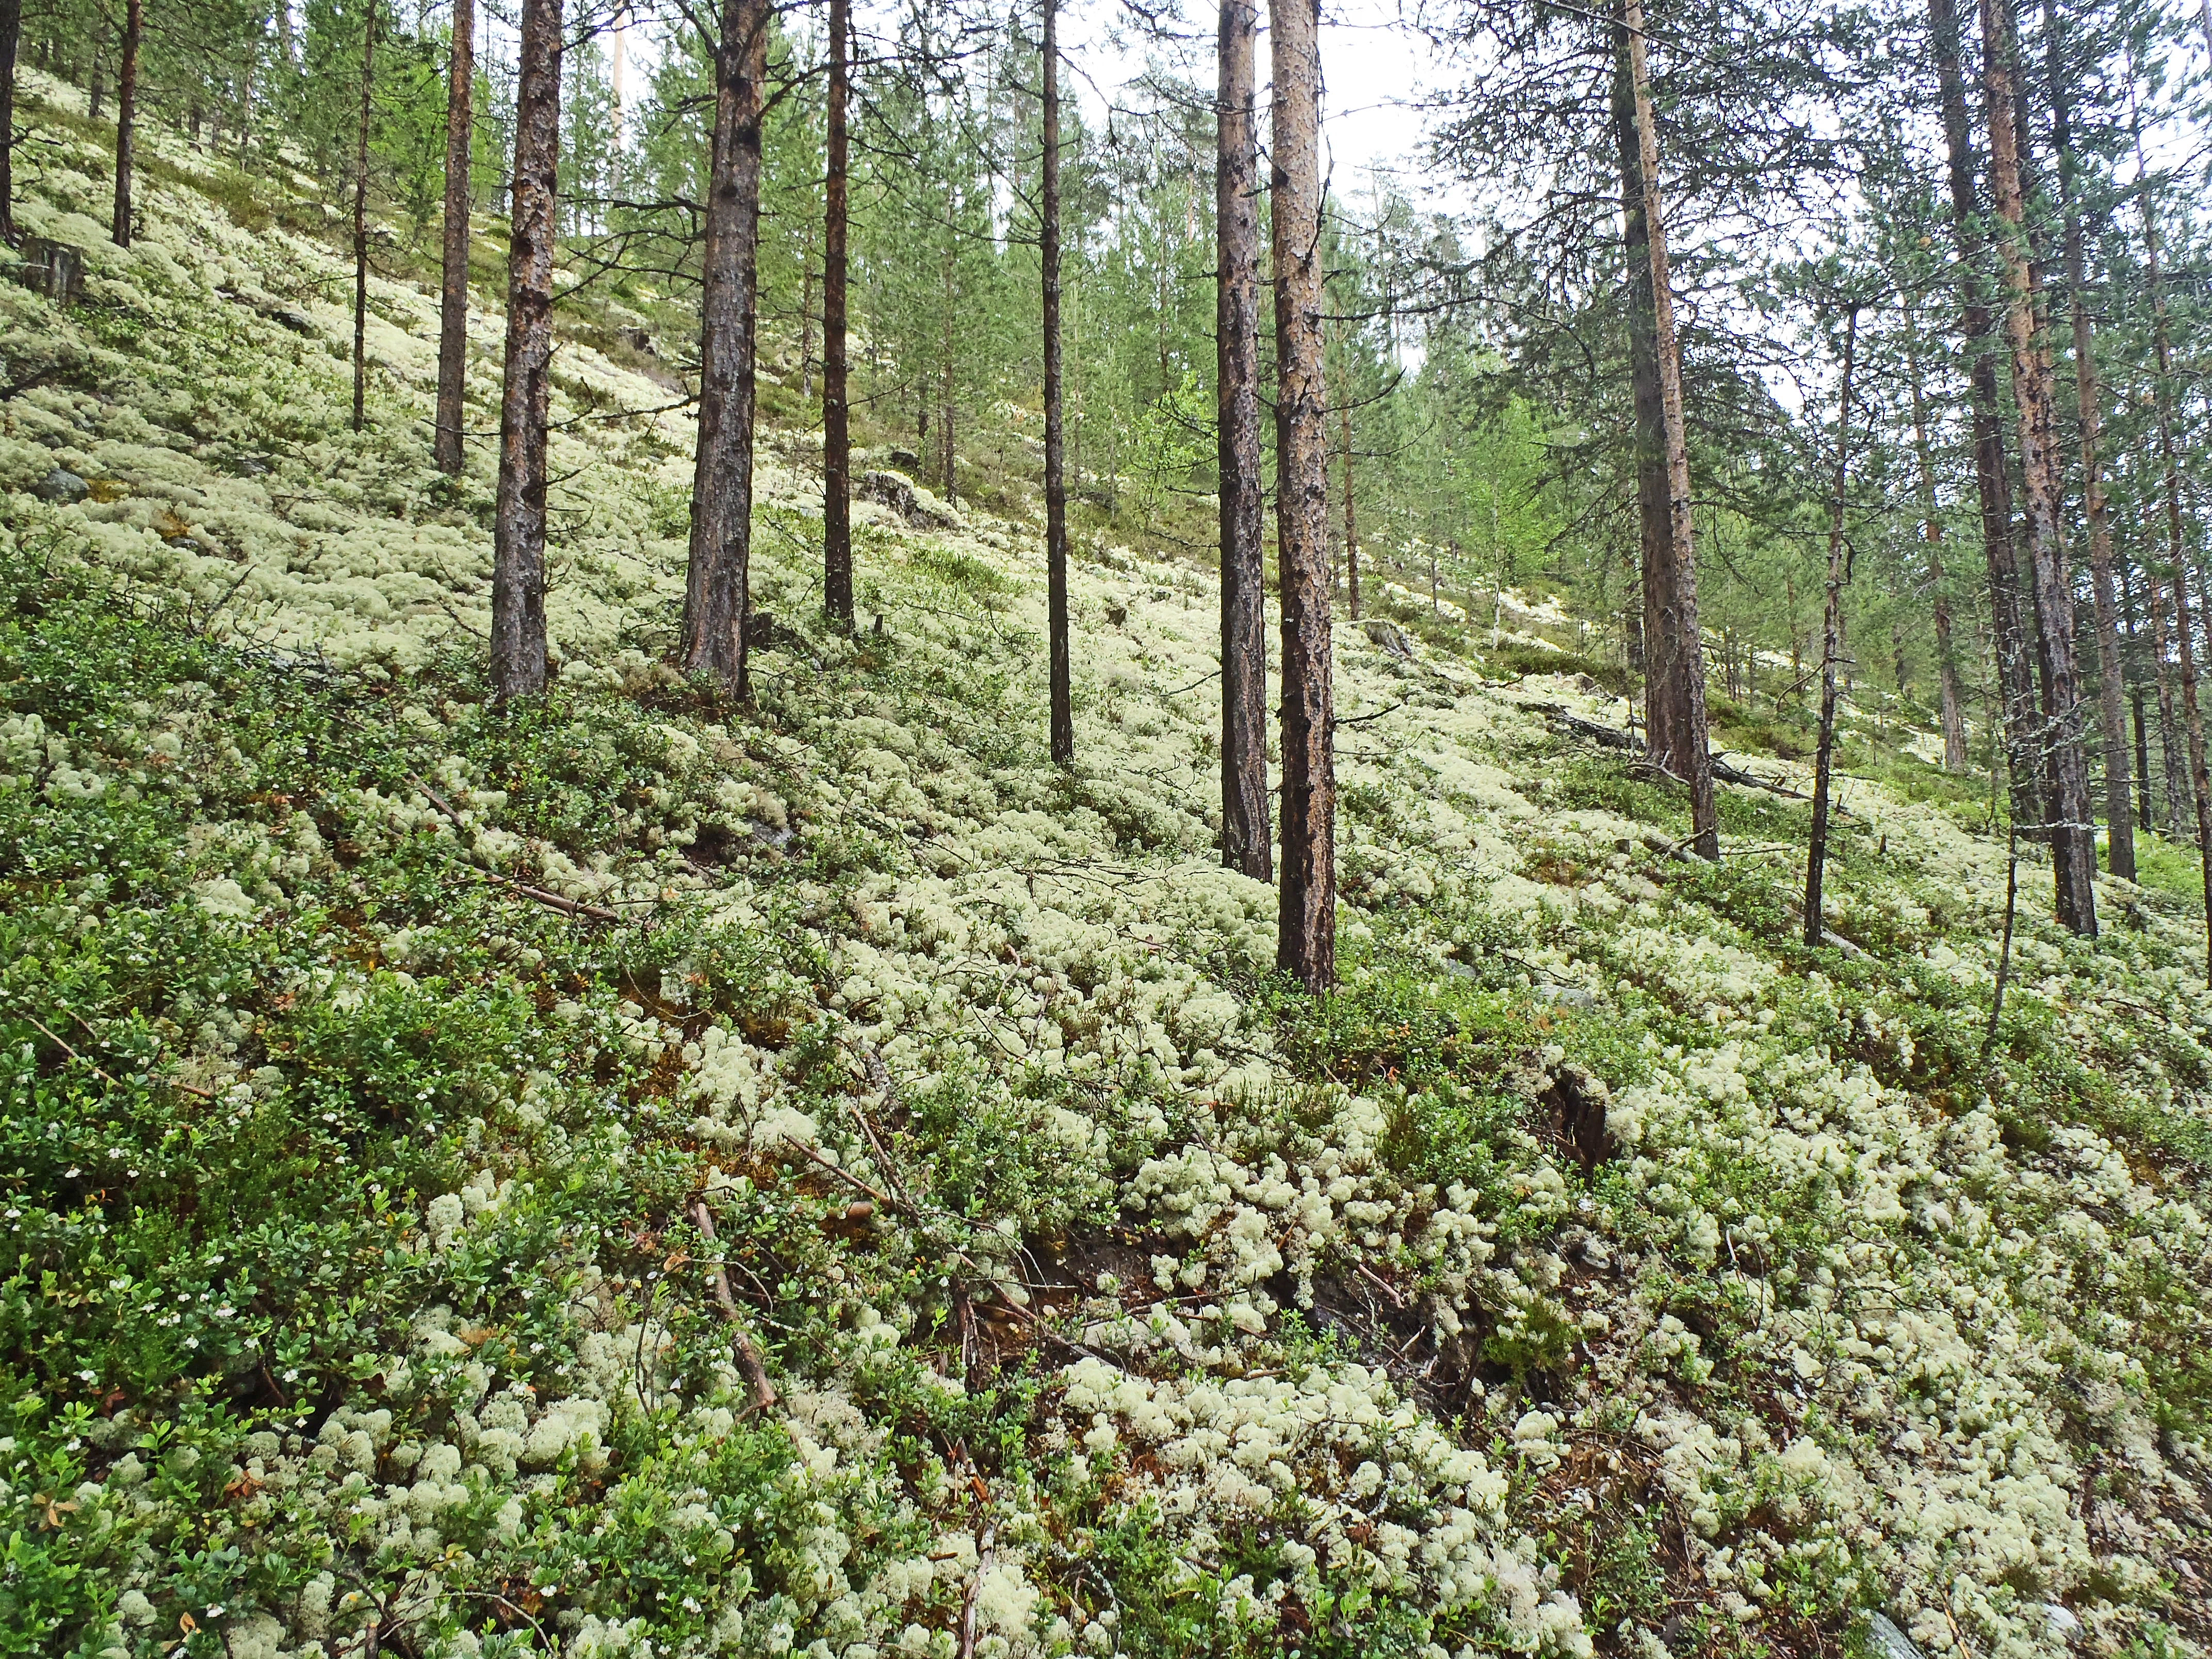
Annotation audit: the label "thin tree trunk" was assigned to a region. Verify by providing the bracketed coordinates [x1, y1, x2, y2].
[2132, 75, 2211, 971]
[1930, 0, 2042, 835]
[2150, 566, 2189, 837]
[822, 0, 852, 630]
[1042, 0, 1072, 766]
[1215, 0, 1268, 879]
[1, 0, 22, 244]
[490, 0, 563, 700]
[1622, 0, 1716, 858]
[1271, 0, 1335, 990]
[2045, 0, 2132, 879]
[680, 0, 770, 692]
[1901, 298, 1969, 771]
[433, 0, 474, 474]
[2171, 565, 2212, 981]
[351, 0, 377, 434]
[1611, 17, 1674, 768]
[110, 0, 141, 247]
[90, 51, 102, 123]
[939, 230, 956, 506]
[1806, 307, 1858, 947]
[798, 215, 815, 402]
[1980, 0, 2096, 934]
[2134, 684, 2151, 835]
[2120, 559, 2158, 834]
[1342, 400, 1360, 622]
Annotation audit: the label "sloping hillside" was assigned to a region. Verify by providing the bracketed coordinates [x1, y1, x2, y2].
[3, 90, 2210, 1659]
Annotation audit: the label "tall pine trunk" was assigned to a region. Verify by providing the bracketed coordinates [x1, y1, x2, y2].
[110, 0, 141, 247]
[1806, 307, 1858, 946]
[1980, 0, 2096, 934]
[822, 0, 853, 629]
[1271, 0, 1335, 990]
[1622, 0, 1716, 857]
[1610, 17, 1674, 766]
[2045, 0, 2132, 877]
[490, 0, 562, 700]
[1, 0, 22, 243]
[2134, 84, 2212, 974]
[1042, 0, 1073, 766]
[680, 0, 769, 691]
[1215, 0, 1268, 879]
[434, 0, 474, 474]
[2149, 567, 2190, 836]
[351, 0, 377, 433]
[1901, 297, 1969, 770]
[939, 231, 956, 506]
[1929, 0, 2042, 834]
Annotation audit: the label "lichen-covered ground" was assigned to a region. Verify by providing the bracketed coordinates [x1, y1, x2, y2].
[3, 81, 2209, 1659]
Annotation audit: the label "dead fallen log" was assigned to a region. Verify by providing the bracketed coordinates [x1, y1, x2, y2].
[1538, 712, 1812, 800]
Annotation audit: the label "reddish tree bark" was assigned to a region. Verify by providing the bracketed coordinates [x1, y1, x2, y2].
[1980, 0, 2097, 934]
[433, 0, 474, 474]
[490, 0, 563, 700]
[1216, 0, 1268, 879]
[1928, 0, 2043, 835]
[2044, 0, 2132, 879]
[1622, 0, 1716, 857]
[1271, 0, 1336, 989]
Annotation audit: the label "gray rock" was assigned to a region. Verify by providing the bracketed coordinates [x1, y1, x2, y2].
[1536, 985, 1597, 1010]
[1866, 1612, 1926, 1659]
[858, 469, 954, 528]
[33, 466, 89, 504]
[1362, 617, 1414, 658]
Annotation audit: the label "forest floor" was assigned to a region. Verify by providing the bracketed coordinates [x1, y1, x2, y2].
[3, 74, 2210, 1659]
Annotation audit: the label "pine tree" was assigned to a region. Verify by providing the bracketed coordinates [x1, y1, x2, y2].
[1620, 0, 1717, 858]
[350, 0, 377, 433]
[434, 0, 474, 475]
[1927, 0, 2044, 836]
[822, 0, 853, 630]
[2043, 0, 2131, 879]
[1272, 0, 1335, 990]
[1042, 0, 1072, 767]
[490, 0, 562, 700]
[1216, 0, 1268, 881]
[1979, 0, 2096, 933]
[680, 0, 771, 690]
[1, 0, 22, 243]
[1805, 303, 1858, 946]
[111, 0, 142, 246]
